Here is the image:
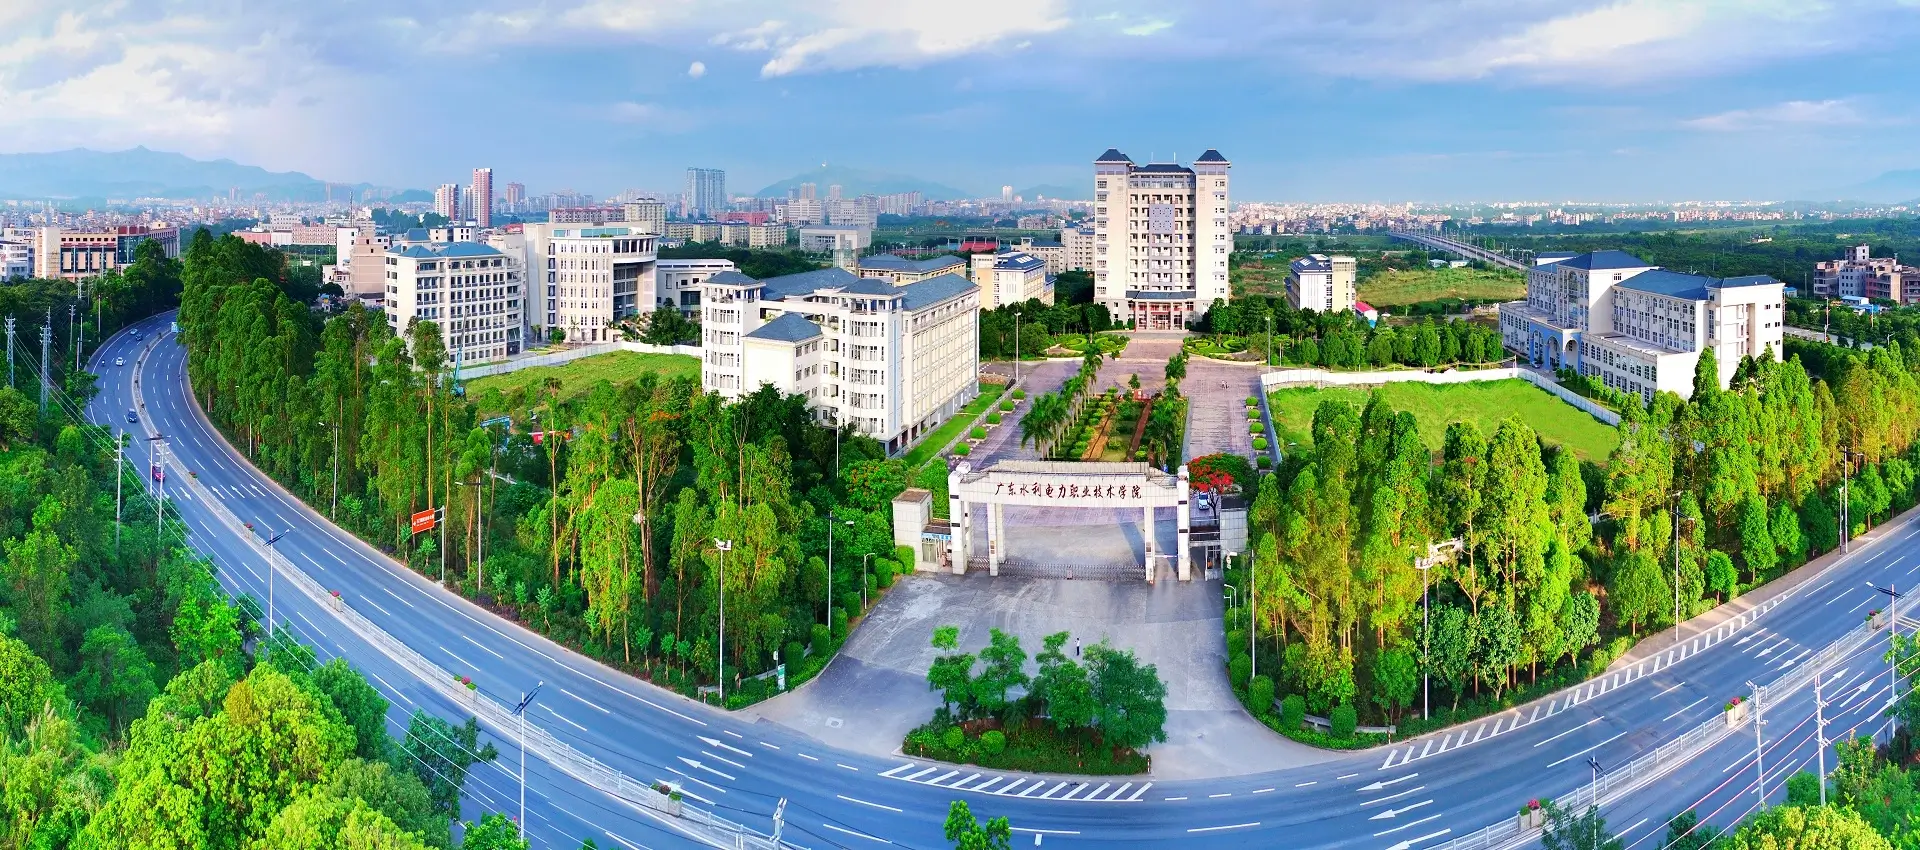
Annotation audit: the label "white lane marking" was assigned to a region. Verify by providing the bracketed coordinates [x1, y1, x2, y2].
[797, 753, 819, 762]
[1294, 781, 1317, 787]
[902, 767, 937, 781]
[836, 763, 860, 772]
[836, 794, 903, 813]
[296, 610, 328, 638]
[723, 729, 744, 739]
[1164, 796, 1187, 801]
[1010, 827, 1080, 836]
[699, 735, 754, 758]
[1188, 823, 1259, 834]
[1374, 813, 1444, 836]
[560, 687, 611, 714]
[950, 773, 980, 790]
[1207, 792, 1231, 799]
[365, 670, 414, 706]
[677, 756, 735, 781]
[1337, 773, 1359, 780]
[1360, 774, 1419, 792]
[1651, 681, 1684, 699]
[1127, 782, 1152, 801]
[1532, 716, 1604, 748]
[540, 703, 589, 734]
[758, 741, 781, 751]
[440, 645, 478, 671]
[928, 770, 959, 785]
[1620, 817, 1650, 836]
[359, 596, 392, 618]
[1385, 828, 1452, 849]
[1546, 730, 1629, 769]
[1251, 787, 1273, 795]
[880, 764, 916, 778]
[1018, 783, 1043, 797]
[1040, 782, 1068, 799]
[701, 751, 746, 771]
[381, 585, 416, 608]
[1662, 696, 1710, 722]
[461, 633, 506, 661]
[1084, 782, 1112, 800]
[821, 823, 887, 843]
[973, 777, 1004, 793]
[1419, 740, 1433, 757]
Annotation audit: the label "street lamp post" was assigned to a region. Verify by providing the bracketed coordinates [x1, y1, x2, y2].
[513, 682, 543, 837]
[1670, 490, 1687, 645]
[1814, 671, 1829, 807]
[1013, 309, 1022, 385]
[1750, 680, 1767, 808]
[714, 539, 733, 704]
[1587, 757, 1603, 846]
[262, 528, 288, 643]
[826, 515, 852, 621]
[1875, 582, 1904, 740]
[319, 420, 339, 518]
[1414, 539, 1464, 721]
[1234, 552, 1251, 684]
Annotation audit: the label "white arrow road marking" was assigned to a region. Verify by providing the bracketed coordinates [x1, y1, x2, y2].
[1370, 800, 1433, 820]
[1362, 786, 1426, 806]
[1360, 773, 1418, 792]
[1385, 828, 1452, 850]
[1374, 813, 1444, 837]
[699, 735, 755, 758]
[701, 751, 746, 770]
[678, 756, 735, 781]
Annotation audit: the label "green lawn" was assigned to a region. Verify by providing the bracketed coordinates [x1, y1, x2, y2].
[466, 351, 700, 410]
[1357, 266, 1524, 308]
[902, 382, 1007, 467]
[1267, 379, 1619, 462]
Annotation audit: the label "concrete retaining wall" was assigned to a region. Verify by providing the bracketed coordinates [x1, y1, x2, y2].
[459, 341, 701, 380]
[1259, 366, 1619, 427]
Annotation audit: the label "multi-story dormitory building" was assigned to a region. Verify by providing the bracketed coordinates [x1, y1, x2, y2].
[1499, 250, 1785, 402]
[698, 266, 980, 453]
[382, 242, 524, 365]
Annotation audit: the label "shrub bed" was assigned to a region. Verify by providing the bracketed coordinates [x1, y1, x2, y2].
[903, 717, 1149, 775]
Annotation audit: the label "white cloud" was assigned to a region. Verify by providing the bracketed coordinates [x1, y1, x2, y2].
[687, 60, 706, 78]
[1684, 99, 1867, 132]
[1121, 19, 1173, 37]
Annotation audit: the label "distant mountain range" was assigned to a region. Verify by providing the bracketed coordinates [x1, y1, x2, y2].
[1812, 168, 1920, 204]
[754, 165, 974, 201]
[0, 147, 395, 202]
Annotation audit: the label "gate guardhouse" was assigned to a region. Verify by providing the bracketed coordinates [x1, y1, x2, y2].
[948, 460, 1193, 581]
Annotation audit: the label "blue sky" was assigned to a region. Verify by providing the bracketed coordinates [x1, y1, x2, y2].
[3, 1, 1918, 202]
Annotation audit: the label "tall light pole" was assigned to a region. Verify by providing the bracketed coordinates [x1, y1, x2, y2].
[513, 682, 544, 837]
[1875, 582, 1904, 740]
[262, 528, 288, 643]
[826, 515, 852, 622]
[319, 420, 339, 518]
[1237, 551, 1252, 684]
[1814, 671, 1829, 807]
[147, 435, 167, 537]
[861, 552, 875, 610]
[1842, 449, 1858, 553]
[1013, 309, 1022, 385]
[1750, 680, 1767, 808]
[1670, 490, 1686, 645]
[114, 431, 124, 553]
[714, 539, 733, 704]
[1586, 757, 1603, 847]
[1265, 314, 1273, 367]
[1415, 539, 1464, 721]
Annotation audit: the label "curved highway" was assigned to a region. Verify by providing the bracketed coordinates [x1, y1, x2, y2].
[85, 309, 1919, 849]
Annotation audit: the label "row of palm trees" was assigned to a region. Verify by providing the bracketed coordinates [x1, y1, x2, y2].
[1018, 348, 1108, 459]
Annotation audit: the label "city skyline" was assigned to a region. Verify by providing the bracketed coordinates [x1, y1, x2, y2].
[1, 2, 1919, 202]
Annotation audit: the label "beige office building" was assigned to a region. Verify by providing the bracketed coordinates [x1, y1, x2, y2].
[1092, 148, 1231, 329]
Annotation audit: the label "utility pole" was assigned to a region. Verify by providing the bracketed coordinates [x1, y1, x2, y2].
[714, 539, 733, 704]
[72, 301, 81, 374]
[114, 433, 123, 553]
[152, 437, 166, 537]
[264, 528, 288, 643]
[1814, 672, 1828, 807]
[1877, 582, 1904, 740]
[1415, 539, 1464, 721]
[1587, 757, 1603, 847]
[40, 310, 51, 412]
[439, 505, 447, 585]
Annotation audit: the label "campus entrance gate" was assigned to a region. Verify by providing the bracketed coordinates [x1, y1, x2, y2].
[947, 460, 1193, 581]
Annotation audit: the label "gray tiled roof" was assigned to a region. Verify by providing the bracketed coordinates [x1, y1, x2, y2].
[995, 253, 1047, 272]
[1096, 148, 1133, 163]
[1614, 269, 1715, 300]
[1194, 149, 1229, 163]
[1134, 164, 1194, 175]
[387, 242, 504, 259]
[1557, 250, 1652, 271]
[1719, 274, 1782, 288]
[743, 312, 822, 343]
[759, 266, 863, 299]
[899, 273, 977, 310]
[707, 270, 758, 286]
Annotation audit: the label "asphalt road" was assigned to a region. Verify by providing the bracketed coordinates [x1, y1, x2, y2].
[86, 309, 1920, 850]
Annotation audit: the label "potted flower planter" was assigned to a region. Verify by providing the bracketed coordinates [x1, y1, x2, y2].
[1725, 697, 1748, 727]
[1518, 800, 1544, 830]
[328, 590, 343, 612]
[1871, 609, 1888, 630]
[456, 675, 477, 704]
[653, 783, 684, 817]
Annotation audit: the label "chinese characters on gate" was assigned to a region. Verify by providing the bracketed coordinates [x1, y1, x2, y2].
[993, 481, 1144, 500]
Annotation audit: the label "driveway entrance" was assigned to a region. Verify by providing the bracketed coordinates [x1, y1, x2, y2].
[947, 460, 1194, 581]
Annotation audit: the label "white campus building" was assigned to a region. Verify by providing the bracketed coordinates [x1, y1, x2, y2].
[1499, 250, 1785, 402]
[382, 242, 524, 365]
[970, 249, 1054, 308]
[519, 223, 659, 343]
[1092, 148, 1231, 329]
[699, 266, 981, 453]
[1286, 253, 1357, 313]
[655, 258, 736, 316]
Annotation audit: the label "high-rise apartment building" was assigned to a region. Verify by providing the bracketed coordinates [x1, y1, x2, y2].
[503, 182, 526, 207]
[799, 183, 817, 201]
[1499, 250, 1785, 402]
[827, 184, 842, 201]
[1061, 225, 1094, 272]
[621, 200, 667, 234]
[434, 184, 462, 221]
[470, 168, 494, 228]
[381, 242, 523, 365]
[1286, 254, 1357, 313]
[698, 266, 980, 453]
[686, 168, 727, 219]
[1091, 148, 1231, 330]
[1814, 244, 1919, 302]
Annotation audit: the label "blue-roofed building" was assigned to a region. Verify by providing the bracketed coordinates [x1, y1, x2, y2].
[699, 266, 981, 453]
[382, 240, 524, 365]
[1013, 236, 1069, 274]
[858, 253, 966, 284]
[970, 248, 1054, 308]
[1498, 250, 1785, 402]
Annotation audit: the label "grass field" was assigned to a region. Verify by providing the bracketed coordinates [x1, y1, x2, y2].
[902, 382, 1007, 468]
[466, 351, 700, 409]
[1357, 266, 1524, 308]
[1266, 379, 1619, 462]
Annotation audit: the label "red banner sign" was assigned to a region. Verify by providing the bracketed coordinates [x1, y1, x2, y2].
[410, 509, 437, 534]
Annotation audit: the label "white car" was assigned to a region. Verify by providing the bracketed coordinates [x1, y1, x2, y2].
[115, 357, 125, 367]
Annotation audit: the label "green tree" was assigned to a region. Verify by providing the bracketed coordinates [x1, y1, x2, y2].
[1725, 804, 1890, 850]
[68, 624, 158, 738]
[1609, 548, 1670, 634]
[927, 627, 977, 718]
[1086, 643, 1168, 754]
[972, 629, 1029, 722]
[402, 711, 498, 823]
[1705, 551, 1739, 601]
[3, 497, 79, 662]
[1661, 810, 1722, 850]
[1030, 632, 1095, 734]
[0, 634, 56, 736]
[944, 800, 1012, 850]
[1739, 495, 1777, 579]
[1372, 646, 1417, 722]
[313, 658, 393, 764]
[1428, 605, 1473, 709]
[1771, 500, 1805, 565]
[1540, 802, 1623, 850]
[459, 813, 527, 850]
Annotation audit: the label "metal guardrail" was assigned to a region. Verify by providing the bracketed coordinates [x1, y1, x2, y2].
[142, 358, 801, 850]
[1429, 618, 1879, 850]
